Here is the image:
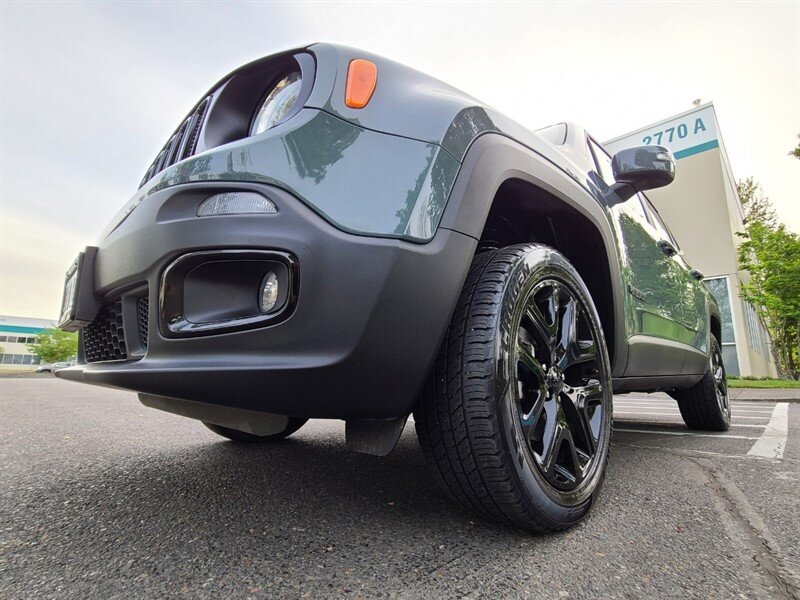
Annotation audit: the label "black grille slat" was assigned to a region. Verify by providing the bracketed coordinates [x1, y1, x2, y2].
[83, 300, 127, 363]
[173, 118, 192, 163]
[181, 97, 210, 160]
[136, 296, 149, 351]
[140, 95, 211, 188]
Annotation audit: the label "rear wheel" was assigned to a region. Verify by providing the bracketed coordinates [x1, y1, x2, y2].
[204, 418, 308, 442]
[414, 244, 613, 532]
[671, 335, 730, 431]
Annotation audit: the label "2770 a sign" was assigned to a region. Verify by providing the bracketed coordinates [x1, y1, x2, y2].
[642, 117, 707, 145]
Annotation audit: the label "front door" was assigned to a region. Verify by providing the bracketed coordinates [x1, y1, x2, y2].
[586, 138, 690, 372]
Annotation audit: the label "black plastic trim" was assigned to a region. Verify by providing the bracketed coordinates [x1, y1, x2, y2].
[56, 181, 477, 420]
[159, 249, 299, 338]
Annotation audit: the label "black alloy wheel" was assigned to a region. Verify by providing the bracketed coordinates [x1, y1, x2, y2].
[516, 279, 607, 493]
[415, 244, 613, 532]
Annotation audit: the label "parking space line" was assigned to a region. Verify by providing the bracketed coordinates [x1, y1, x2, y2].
[746, 403, 789, 459]
[617, 399, 776, 408]
[615, 411, 769, 421]
[614, 403, 773, 414]
[616, 405, 773, 414]
[615, 428, 758, 440]
[614, 441, 797, 463]
[615, 420, 765, 431]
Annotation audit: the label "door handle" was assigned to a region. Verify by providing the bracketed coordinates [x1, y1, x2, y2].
[657, 240, 677, 257]
[689, 269, 704, 281]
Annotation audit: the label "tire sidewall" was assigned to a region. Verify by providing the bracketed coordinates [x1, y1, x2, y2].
[493, 246, 613, 525]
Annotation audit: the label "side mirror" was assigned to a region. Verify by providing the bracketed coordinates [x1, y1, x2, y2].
[610, 145, 675, 202]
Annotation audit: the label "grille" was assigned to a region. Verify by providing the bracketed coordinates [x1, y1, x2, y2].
[83, 300, 127, 363]
[136, 296, 149, 350]
[140, 96, 211, 188]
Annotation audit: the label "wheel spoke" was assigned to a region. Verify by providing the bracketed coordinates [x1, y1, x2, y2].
[540, 422, 562, 475]
[569, 336, 598, 368]
[524, 305, 552, 357]
[517, 340, 546, 382]
[547, 284, 562, 342]
[553, 298, 578, 369]
[560, 427, 585, 485]
[560, 380, 603, 454]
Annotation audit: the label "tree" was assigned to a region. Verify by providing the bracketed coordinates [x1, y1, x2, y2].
[26, 329, 78, 364]
[736, 180, 800, 379]
[791, 135, 800, 160]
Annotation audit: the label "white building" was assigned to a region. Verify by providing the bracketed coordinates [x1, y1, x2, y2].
[605, 103, 777, 377]
[0, 315, 55, 370]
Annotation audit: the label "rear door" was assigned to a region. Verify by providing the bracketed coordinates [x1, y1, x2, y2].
[641, 197, 709, 369]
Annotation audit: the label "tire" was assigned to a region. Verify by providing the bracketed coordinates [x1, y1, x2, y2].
[414, 244, 613, 532]
[204, 418, 308, 442]
[670, 335, 731, 431]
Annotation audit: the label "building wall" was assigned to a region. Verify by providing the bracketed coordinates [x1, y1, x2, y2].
[646, 149, 739, 277]
[0, 315, 54, 371]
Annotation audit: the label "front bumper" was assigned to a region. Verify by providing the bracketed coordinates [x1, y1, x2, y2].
[57, 181, 476, 419]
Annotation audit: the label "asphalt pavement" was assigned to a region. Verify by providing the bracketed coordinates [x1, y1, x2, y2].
[2, 378, 798, 599]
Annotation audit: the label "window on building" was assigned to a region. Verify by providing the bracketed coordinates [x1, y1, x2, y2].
[704, 278, 735, 343]
[703, 276, 741, 375]
[744, 302, 763, 355]
[0, 336, 7, 343]
[0, 353, 40, 365]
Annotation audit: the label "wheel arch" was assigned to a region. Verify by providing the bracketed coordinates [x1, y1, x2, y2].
[439, 134, 628, 376]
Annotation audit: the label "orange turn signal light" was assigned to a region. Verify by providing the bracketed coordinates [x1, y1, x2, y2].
[345, 59, 377, 109]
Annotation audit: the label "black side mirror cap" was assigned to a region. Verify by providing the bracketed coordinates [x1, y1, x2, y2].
[609, 145, 676, 202]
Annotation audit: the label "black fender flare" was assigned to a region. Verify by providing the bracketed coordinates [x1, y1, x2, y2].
[438, 133, 628, 377]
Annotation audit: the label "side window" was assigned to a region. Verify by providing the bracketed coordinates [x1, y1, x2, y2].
[641, 194, 679, 247]
[587, 137, 616, 186]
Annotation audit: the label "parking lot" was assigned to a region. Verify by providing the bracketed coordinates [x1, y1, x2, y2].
[2, 378, 798, 598]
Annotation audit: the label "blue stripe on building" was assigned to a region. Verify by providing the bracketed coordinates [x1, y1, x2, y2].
[0, 325, 49, 334]
[674, 139, 720, 159]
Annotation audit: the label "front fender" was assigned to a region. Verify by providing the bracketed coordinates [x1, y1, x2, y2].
[438, 134, 629, 377]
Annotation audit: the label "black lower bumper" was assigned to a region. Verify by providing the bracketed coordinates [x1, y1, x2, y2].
[57, 182, 476, 419]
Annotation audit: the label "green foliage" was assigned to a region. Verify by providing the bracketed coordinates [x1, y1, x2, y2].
[26, 328, 78, 363]
[736, 180, 800, 379]
[791, 135, 800, 160]
[727, 378, 800, 389]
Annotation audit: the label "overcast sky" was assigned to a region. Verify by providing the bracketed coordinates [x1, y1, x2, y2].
[1, 1, 798, 319]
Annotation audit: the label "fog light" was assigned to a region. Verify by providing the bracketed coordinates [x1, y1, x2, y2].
[197, 192, 277, 216]
[260, 271, 279, 313]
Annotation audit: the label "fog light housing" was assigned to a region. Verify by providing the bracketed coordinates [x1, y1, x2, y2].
[260, 271, 279, 313]
[197, 192, 277, 216]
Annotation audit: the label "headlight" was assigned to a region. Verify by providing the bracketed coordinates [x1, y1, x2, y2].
[249, 71, 302, 136]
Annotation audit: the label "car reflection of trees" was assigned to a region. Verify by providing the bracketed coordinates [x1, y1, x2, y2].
[395, 107, 497, 238]
[617, 211, 683, 327]
[281, 114, 361, 184]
